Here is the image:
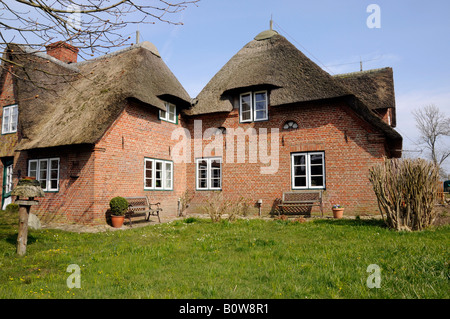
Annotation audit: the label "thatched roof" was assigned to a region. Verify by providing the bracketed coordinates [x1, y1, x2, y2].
[9, 41, 190, 151]
[185, 30, 402, 157]
[334, 67, 396, 126]
[186, 32, 351, 115]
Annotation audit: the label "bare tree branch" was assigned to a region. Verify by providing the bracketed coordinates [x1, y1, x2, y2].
[0, 0, 199, 91]
[412, 104, 450, 172]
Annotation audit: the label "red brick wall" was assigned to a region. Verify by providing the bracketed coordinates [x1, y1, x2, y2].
[20, 146, 97, 224]
[184, 99, 387, 216]
[2, 94, 390, 222]
[92, 100, 187, 222]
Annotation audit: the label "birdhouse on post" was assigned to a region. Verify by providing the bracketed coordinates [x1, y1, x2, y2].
[11, 177, 44, 256]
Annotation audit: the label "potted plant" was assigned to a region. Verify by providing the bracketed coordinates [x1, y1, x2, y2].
[332, 204, 344, 219]
[109, 196, 129, 228]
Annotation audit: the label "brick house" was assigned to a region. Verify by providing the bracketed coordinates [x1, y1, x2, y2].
[0, 28, 402, 224]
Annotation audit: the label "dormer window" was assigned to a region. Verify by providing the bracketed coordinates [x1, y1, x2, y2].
[159, 102, 177, 124]
[239, 91, 268, 122]
[2, 104, 18, 134]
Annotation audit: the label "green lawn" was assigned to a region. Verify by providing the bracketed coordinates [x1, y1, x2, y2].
[0, 212, 448, 299]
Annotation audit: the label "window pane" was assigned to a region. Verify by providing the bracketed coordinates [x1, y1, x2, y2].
[255, 110, 267, 120]
[199, 168, 207, 179]
[51, 159, 59, 170]
[10, 106, 18, 132]
[155, 161, 162, 188]
[311, 176, 324, 187]
[255, 101, 266, 110]
[159, 109, 167, 120]
[240, 94, 251, 121]
[211, 160, 221, 169]
[165, 162, 172, 189]
[29, 161, 37, 178]
[310, 165, 323, 175]
[241, 110, 251, 121]
[241, 94, 251, 110]
[310, 154, 323, 165]
[212, 169, 221, 179]
[294, 166, 306, 176]
[295, 177, 306, 187]
[199, 179, 207, 188]
[145, 160, 153, 188]
[3, 108, 9, 132]
[50, 179, 58, 190]
[51, 169, 58, 179]
[168, 104, 176, 122]
[294, 155, 305, 165]
[212, 179, 221, 188]
[254, 92, 266, 102]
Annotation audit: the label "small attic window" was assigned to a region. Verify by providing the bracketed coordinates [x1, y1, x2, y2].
[159, 102, 177, 124]
[283, 120, 299, 130]
[240, 91, 268, 123]
[2, 104, 18, 134]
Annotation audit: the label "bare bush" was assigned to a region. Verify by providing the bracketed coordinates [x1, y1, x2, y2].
[200, 193, 252, 222]
[369, 158, 440, 231]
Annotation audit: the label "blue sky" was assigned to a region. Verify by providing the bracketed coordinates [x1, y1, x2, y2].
[127, 0, 450, 169]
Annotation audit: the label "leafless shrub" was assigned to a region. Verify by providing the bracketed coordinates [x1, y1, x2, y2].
[369, 158, 440, 231]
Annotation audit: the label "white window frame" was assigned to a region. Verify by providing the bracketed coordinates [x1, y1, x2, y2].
[2, 104, 18, 134]
[4, 163, 13, 194]
[253, 91, 268, 121]
[239, 91, 268, 123]
[159, 102, 177, 124]
[195, 157, 222, 191]
[144, 158, 173, 191]
[291, 152, 325, 190]
[28, 158, 60, 192]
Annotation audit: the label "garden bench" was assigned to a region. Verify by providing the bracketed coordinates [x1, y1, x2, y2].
[123, 196, 162, 226]
[277, 191, 324, 216]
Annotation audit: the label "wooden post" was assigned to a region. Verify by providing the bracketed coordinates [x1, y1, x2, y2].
[17, 205, 30, 256]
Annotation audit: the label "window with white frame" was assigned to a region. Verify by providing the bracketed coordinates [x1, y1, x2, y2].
[196, 157, 222, 190]
[28, 158, 60, 192]
[291, 152, 325, 189]
[2, 105, 18, 134]
[159, 102, 177, 124]
[144, 158, 173, 190]
[239, 91, 268, 122]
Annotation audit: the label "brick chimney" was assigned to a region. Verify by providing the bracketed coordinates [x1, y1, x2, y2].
[45, 41, 79, 64]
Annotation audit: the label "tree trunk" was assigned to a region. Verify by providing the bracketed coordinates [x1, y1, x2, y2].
[16, 205, 30, 256]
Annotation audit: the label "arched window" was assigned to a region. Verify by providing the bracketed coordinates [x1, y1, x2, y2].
[283, 120, 299, 130]
[215, 127, 226, 135]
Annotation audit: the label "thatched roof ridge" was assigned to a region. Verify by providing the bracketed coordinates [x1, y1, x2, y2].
[333, 67, 395, 110]
[186, 33, 352, 115]
[333, 67, 396, 127]
[10, 42, 190, 151]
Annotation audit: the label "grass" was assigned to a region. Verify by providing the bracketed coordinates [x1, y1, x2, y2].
[0, 211, 448, 299]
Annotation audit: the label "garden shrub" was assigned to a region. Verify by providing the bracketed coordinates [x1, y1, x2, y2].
[109, 196, 129, 216]
[369, 158, 440, 231]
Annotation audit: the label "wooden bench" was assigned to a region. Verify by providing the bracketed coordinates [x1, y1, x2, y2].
[123, 196, 162, 226]
[277, 191, 324, 216]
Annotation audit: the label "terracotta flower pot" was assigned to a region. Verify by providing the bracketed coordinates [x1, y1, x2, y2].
[332, 208, 344, 219]
[111, 215, 125, 228]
